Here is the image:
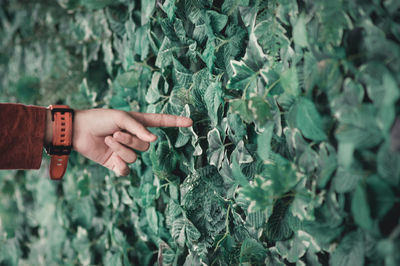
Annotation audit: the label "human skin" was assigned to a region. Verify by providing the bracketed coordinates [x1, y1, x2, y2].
[44, 109, 192, 176]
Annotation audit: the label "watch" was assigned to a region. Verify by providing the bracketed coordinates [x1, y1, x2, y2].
[45, 105, 74, 180]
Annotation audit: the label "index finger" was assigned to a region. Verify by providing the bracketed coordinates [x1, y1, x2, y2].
[129, 112, 193, 128]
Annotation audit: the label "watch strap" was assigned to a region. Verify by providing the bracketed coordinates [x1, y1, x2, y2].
[47, 105, 74, 180]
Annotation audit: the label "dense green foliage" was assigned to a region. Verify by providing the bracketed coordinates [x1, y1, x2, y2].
[1, 0, 400, 265]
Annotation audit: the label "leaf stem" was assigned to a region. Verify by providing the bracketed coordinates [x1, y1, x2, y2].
[214, 204, 231, 252]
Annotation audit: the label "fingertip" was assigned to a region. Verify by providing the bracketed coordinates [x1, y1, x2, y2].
[179, 117, 193, 127]
[120, 167, 130, 176]
[113, 131, 121, 139]
[105, 136, 113, 144]
[185, 118, 193, 127]
[148, 133, 158, 142]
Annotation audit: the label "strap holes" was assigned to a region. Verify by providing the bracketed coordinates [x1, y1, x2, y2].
[61, 122, 65, 126]
[60, 140, 64, 143]
[61, 117, 65, 120]
[57, 163, 62, 166]
[61, 128, 65, 132]
[61, 134, 65, 137]
[58, 158, 63, 162]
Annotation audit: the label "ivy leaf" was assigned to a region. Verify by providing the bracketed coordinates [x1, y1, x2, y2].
[104, 252, 122, 266]
[330, 231, 365, 266]
[155, 37, 174, 68]
[172, 217, 201, 248]
[335, 104, 382, 149]
[117, 71, 139, 89]
[231, 140, 253, 164]
[280, 67, 299, 97]
[82, 0, 113, 9]
[227, 60, 257, 91]
[257, 122, 274, 160]
[316, 142, 337, 188]
[204, 82, 223, 126]
[239, 238, 266, 264]
[288, 97, 327, 142]
[141, 0, 155, 25]
[206, 10, 228, 33]
[207, 128, 225, 169]
[232, 156, 248, 187]
[351, 184, 373, 230]
[221, 0, 249, 15]
[333, 167, 363, 193]
[248, 95, 272, 126]
[265, 199, 294, 241]
[293, 14, 308, 48]
[145, 72, 161, 104]
[229, 98, 253, 123]
[366, 175, 395, 219]
[172, 57, 192, 88]
[201, 38, 216, 71]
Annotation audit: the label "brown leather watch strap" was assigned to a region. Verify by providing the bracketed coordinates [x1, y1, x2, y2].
[46, 105, 74, 180]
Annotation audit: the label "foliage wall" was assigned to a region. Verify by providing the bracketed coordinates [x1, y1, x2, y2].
[1, 0, 400, 265]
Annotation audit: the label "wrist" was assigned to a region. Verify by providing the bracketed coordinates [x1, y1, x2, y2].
[44, 108, 53, 146]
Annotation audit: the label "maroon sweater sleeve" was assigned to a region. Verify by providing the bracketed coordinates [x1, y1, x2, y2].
[0, 103, 46, 169]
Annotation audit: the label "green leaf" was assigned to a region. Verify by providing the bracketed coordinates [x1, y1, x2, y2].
[141, 0, 155, 25]
[172, 217, 201, 248]
[288, 97, 327, 142]
[377, 141, 400, 186]
[82, 0, 113, 9]
[204, 82, 223, 126]
[351, 183, 373, 230]
[231, 140, 253, 164]
[117, 71, 139, 88]
[227, 60, 257, 91]
[239, 238, 266, 264]
[222, 0, 249, 15]
[257, 122, 274, 160]
[333, 166, 363, 193]
[146, 207, 159, 234]
[335, 105, 382, 149]
[155, 37, 174, 68]
[162, 0, 176, 21]
[232, 156, 248, 187]
[206, 10, 228, 33]
[330, 231, 365, 266]
[366, 175, 395, 219]
[104, 252, 122, 266]
[293, 14, 308, 48]
[265, 199, 294, 241]
[207, 128, 225, 169]
[248, 95, 272, 126]
[229, 98, 253, 123]
[201, 38, 216, 71]
[77, 172, 90, 198]
[145, 72, 161, 104]
[316, 142, 337, 188]
[172, 57, 192, 88]
[134, 25, 150, 61]
[280, 67, 300, 97]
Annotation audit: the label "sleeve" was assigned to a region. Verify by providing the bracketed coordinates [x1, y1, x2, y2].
[0, 103, 47, 169]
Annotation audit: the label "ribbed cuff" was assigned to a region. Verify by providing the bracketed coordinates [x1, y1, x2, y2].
[0, 103, 47, 169]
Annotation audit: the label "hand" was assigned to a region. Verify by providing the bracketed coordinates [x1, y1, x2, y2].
[45, 109, 192, 176]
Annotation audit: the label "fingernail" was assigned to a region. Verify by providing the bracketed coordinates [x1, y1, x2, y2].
[149, 134, 157, 141]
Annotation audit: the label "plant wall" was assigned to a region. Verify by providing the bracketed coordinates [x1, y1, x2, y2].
[1, 0, 400, 265]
